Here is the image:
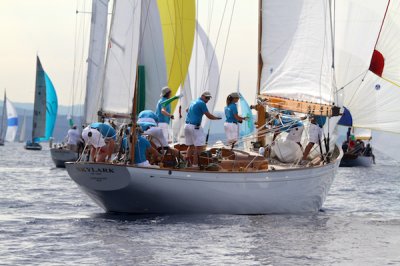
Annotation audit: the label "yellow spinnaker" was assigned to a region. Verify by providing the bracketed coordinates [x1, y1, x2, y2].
[157, 0, 196, 111]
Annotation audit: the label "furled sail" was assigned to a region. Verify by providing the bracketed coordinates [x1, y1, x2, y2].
[260, 0, 335, 105]
[84, 0, 109, 124]
[157, 0, 196, 111]
[5, 97, 18, 142]
[101, 0, 142, 115]
[336, 1, 400, 134]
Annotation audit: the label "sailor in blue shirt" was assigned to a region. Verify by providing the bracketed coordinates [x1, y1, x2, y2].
[224, 92, 246, 145]
[134, 133, 161, 167]
[184, 91, 221, 167]
[155, 86, 174, 142]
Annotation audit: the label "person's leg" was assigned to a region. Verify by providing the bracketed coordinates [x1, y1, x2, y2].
[106, 139, 115, 161]
[90, 146, 96, 162]
[193, 145, 205, 166]
[96, 147, 108, 162]
[186, 145, 195, 165]
[184, 124, 195, 165]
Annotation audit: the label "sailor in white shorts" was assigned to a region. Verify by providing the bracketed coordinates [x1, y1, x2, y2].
[224, 92, 247, 146]
[185, 91, 222, 167]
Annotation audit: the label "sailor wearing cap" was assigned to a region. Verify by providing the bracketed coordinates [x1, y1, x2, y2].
[156, 86, 174, 142]
[224, 92, 247, 145]
[184, 91, 221, 167]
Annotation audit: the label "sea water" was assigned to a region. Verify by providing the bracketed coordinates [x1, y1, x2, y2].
[0, 142, 399, 265]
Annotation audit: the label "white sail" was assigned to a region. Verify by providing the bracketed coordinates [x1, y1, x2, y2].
[19, 112, 26, 142]
[172, 22, 220, 142]
[336, 1, 400, 134]
[5, 97, 18, 142]
[260, 0, 335, 105]
[101, 0, 142, 115]
[139, 0, 167, 110]
[84, 0, 110, 124]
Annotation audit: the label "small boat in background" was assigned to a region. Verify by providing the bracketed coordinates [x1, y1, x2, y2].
[338, 109, 376, 167]
[340, 128, 375, 167]
[25, 56, 58, 151]
[0, 90, 19, 145]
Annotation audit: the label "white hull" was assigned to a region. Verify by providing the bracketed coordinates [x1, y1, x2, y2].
[50, 148, 79, 168]
[66, 149, 342, 214]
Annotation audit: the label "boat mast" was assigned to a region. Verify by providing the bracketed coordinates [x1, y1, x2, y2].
[129, 71, 139, 164]
[254, 0, 266, 147]
[257, 0, 263, 95]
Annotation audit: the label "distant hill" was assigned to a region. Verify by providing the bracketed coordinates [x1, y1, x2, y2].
[0, 101, 83, 116]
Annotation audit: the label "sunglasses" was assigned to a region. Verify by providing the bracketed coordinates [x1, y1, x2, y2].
[205, 96, 211, 100]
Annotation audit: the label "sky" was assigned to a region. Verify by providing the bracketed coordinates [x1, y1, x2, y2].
[0, 0, 258, 112]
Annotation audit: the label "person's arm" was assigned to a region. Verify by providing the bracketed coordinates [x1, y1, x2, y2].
[161, 107, 174, 119]
[148, 146, 162, 161]
[204, 111, 221, 120]
[233, 113, 245, 122]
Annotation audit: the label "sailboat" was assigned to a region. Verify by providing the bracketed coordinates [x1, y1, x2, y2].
[25, 56, 58, 150]
[338, 108, 375, 167]
[63, 0, 348, 214]
[0, 92, 7, 146]
[19, 111, 27, 143]
[50, 0, 109, 167]
[0, 91, 19, 145]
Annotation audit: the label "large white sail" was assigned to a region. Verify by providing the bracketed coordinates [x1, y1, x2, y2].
[101, 0, 142, 115]
[260, 0, 335, 105]
[336, 1, 400, 133]
[139, 0, 167, 110]
[5, 97, 18, 142]
[84, 0, 110, 124]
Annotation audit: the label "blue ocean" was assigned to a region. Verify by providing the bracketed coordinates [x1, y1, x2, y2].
[0, 142, 399, 265]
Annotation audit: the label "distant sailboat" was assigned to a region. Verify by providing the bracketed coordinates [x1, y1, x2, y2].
[0, 91, 18, 145]
[19, 111, 27, 143]
[0, 92, 7, 146]
[25, 56, 58, 150]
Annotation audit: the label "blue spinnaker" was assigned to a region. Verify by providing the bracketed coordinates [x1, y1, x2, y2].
[239, 93, 254, 137]
[35, 72, 58, 142]
[338, 107, 353, 127]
